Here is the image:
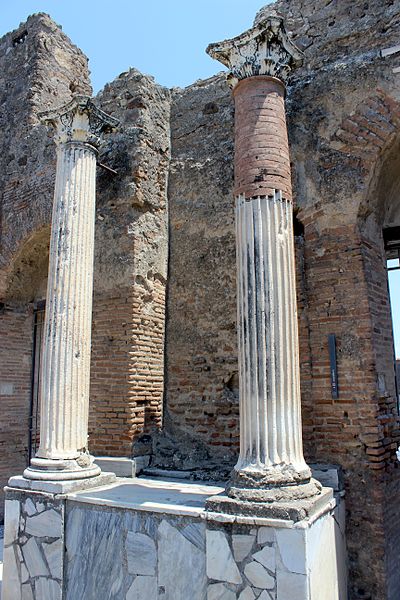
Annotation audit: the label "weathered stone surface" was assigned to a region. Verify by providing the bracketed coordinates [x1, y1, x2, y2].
[126, 575, 157, 600]
[43, 539, 63, 579]
[22, 537, 49, 577]
[65, 505, 127, 600]
[207, 582, 236, 600]
[35, 577, 62, 600]
[244, 561, 274, 589]
[238, 587, 256, 600]
[181, 522, 206, 552]
[25, 508, 61, 538]
[21, 583, 34, 600]
[253, 545, 276, 572]
[276, 571, 307, 600]
[232, 534, 255, 563]
[90, 68, 170, 458]
[2, 545, 21, 600]
[275, 528, 306, 574]
[24, 498, 36, 517]
[158, 519, 207, 600]
[206, 529, 242, 584]
[258, 592, 272, 600]
[126, 532, 156, 576]
[4, 500, 20, 546]
[257, 528, 275, 546]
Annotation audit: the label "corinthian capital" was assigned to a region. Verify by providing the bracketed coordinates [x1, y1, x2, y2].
[40, 95, 119, 149]
[206, 16, 304, 87]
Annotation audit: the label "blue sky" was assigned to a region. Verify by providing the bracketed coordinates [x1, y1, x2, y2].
[2, 0, 269, 92]
[389, 267, 400, 359]
[2, 1, 400, 358]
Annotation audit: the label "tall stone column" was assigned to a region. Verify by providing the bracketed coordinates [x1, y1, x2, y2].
[24, 96, 118, 481]
[207, 17, 321, 502]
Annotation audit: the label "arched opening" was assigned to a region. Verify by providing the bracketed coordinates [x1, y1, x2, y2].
[359, 135, 400, 411]
[357, 134, 400, 597]
[0, 227, 50, 519]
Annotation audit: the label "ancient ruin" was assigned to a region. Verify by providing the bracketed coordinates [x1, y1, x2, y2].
[1, 1, 400, 599]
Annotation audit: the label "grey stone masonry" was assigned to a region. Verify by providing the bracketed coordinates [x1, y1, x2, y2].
[2, 489, 64, 600]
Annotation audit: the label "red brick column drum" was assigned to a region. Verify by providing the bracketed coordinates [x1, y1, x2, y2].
[233, 76, 292, 200]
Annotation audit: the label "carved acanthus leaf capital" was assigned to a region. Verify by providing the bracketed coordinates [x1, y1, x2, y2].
[206, 16, 304, 87]
[39, 95, 119, 149]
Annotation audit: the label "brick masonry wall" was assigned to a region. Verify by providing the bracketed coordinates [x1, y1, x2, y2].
[0, 307, 33, 520]
[89, 280, 166, 456]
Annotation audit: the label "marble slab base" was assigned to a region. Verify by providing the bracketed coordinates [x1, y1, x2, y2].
[2, 476, 346, 600]
[8, 472, 116, 494]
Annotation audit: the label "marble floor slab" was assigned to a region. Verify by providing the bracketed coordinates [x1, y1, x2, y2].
[66, 477, 225, 517]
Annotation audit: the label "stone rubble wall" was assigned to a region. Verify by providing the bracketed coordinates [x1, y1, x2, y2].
[89, 69, 171, 457]
[3, 491, 64, 599]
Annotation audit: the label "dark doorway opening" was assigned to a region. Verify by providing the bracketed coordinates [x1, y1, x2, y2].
[28, 300, 45, 463]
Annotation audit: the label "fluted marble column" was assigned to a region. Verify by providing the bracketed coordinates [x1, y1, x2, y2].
[207, 17, 321, 501]
[24, 96, 118, 481]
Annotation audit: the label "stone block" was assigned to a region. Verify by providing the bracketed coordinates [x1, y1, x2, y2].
[232, 533, 255, 562]
[21, 583, 34, 600]
[35, 577, 62, 600]
[126, 531, 156, 576]
[207, 582, 236, 600]
[4, 499, 20, 546]
[25, 508, 61, 538]
[43, 538, 63, 579]
[126, 575, 157, 600]
[244, 561, 275, 589]
[22, 537, 49, 578]
[276, 571, 308, 600]
[275, 528, 306, 574]
[158, 519, 207, 600]
[257, 527, 275, 545]
[206, 529, 242, 584]
[252, 545, 276, 572]
[93, 456, 136, 478]
[238, 587, 256, 600]
[2, 545, 21, 600]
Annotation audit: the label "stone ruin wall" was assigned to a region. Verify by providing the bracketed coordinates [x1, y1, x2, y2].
[163, 2, 400, 598]
[1, 1, 400, 598]
[89, 69, 170, 456]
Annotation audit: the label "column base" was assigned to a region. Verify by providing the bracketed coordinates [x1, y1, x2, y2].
[206, 485, 332, 523]
[23, 455, 101, 482]
[8, 471, 116, 495]
[226, 463, 322, 503]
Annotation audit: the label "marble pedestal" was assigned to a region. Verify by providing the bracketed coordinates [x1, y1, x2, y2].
[2, 473, 116, 600]
[2, 476, 346, 600]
